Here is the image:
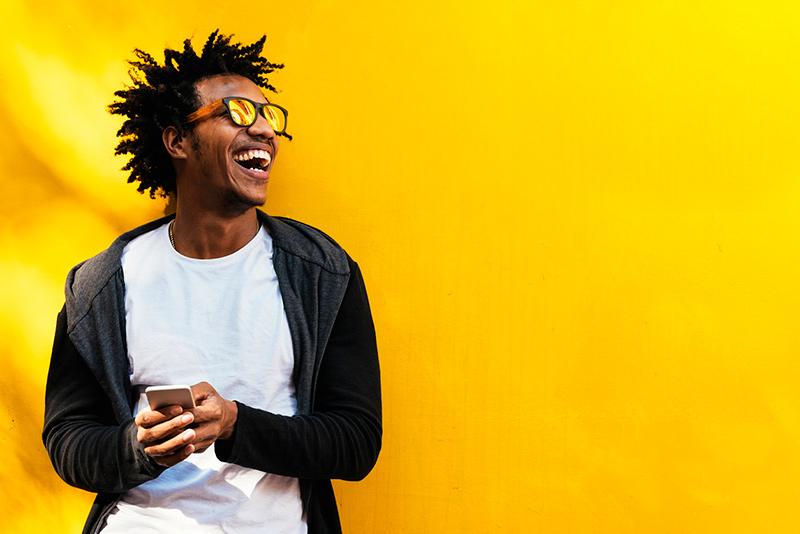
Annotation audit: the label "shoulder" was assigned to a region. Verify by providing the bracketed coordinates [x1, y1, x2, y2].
[259, 211, 351, 276]
[64, 215, 173, 323]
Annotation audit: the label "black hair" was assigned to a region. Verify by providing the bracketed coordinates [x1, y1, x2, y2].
[108, 30, 285, 198]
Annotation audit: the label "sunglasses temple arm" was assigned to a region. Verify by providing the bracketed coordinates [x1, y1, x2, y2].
[185, 101, 225, 124]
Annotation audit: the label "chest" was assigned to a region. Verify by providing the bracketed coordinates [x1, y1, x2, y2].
[123, 251, 296, 414]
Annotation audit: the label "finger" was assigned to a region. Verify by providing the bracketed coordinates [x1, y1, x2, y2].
[190, 434, 213, 453]
[145, 428, 196, 458]
[189, 420, 221, 445]
[135, 405, 183, 428]
[189, 429, 220, 454]
[153, 444, 195, 467]
[138, 412, 195, 445]
[189, 401, 222, 423]
[191, 382, 212, 403]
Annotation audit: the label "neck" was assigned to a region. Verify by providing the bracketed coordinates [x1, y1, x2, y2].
[171, 204, 260, 259]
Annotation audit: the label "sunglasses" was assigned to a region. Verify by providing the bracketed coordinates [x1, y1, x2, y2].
[185, 96, 291, 138]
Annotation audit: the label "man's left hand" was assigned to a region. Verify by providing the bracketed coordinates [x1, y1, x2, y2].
[189, 381, 239, 453]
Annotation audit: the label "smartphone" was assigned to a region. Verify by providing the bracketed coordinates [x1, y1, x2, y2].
[145, 385, 196, 411]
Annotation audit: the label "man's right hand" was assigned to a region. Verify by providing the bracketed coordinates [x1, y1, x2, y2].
[135, 405, 196, 467]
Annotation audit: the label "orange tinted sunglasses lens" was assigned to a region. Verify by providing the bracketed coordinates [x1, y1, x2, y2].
[227, 98, 257, 126]
[262, 104, 286, 132]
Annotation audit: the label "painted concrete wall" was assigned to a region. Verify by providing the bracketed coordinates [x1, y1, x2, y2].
[2, 1, 800, 532]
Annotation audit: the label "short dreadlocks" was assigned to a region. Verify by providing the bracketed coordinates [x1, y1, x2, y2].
[108, 30, 285, 198]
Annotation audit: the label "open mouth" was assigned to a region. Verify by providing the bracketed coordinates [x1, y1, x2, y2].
[233, 149, 272, 174]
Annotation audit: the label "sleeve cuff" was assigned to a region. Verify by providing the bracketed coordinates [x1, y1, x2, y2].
[214, 400, 243, 463]
[126, 419, 167, 479]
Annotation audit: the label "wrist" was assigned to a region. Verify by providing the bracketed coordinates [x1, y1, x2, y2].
[220, 399, 238, 440]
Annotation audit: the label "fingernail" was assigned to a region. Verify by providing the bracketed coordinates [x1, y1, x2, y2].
[171, 406, 183, 416]
[186, 444, 195, 453]
[181, 413, 193, 424]
[183, 430, 194, 442]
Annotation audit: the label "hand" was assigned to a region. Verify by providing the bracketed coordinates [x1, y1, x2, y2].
[135, 405, 196, 467]
[189, 381, 238, 454]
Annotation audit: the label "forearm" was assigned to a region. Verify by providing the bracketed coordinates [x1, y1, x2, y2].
[216, 402, 381, 481]
[42, 306, 166, 493]
[45, 419, 164, 493]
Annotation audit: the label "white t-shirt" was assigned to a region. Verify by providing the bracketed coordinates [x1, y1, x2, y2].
[103, 222, 306, 533]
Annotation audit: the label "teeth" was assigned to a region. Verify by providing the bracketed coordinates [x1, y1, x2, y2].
[233, 149, 272, 168]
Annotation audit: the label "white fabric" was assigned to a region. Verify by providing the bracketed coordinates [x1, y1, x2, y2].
[102, 222, 306, 533]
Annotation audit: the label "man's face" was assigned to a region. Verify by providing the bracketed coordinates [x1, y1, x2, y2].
[182, 74, 279, 210]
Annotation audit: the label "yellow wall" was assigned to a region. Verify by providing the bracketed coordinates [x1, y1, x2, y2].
[2, 1, 800, 532]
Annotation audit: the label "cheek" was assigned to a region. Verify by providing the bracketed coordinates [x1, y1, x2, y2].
[197, 141, 227, 167]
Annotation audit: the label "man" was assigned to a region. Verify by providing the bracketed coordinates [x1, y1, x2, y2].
[42, 31, 381, 533]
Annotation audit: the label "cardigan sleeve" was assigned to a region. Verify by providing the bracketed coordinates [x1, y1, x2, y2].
[214, 259, 382, 481]
[42, 305, 166, 493]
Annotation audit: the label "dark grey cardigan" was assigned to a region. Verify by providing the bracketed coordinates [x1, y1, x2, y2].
[43, 210, 382, 533]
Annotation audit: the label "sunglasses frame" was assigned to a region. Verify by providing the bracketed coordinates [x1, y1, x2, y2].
[185, 96, 291, 137]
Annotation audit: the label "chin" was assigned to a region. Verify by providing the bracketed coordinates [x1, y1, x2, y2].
[240, 193, 267, 208]
[223, 187, 268, 211]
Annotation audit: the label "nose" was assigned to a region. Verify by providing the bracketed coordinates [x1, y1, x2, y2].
[247, 111, 276, 140]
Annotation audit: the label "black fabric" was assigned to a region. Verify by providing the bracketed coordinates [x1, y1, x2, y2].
[43, 306, 166, 494]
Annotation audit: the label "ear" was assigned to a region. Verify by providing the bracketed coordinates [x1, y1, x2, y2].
[162, 125, 190, 159]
